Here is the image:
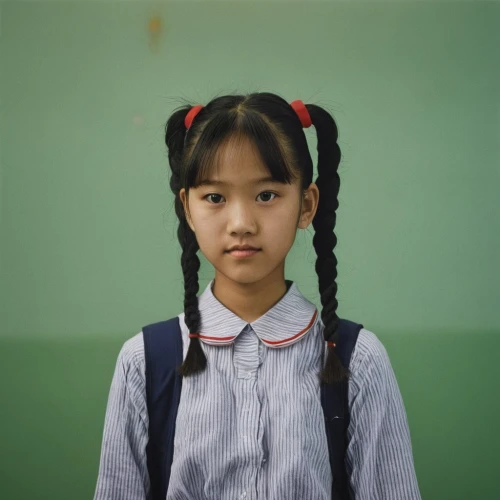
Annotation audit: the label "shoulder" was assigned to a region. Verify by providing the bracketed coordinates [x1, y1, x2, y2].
[115, 331, 147, 398]
[348, 327, 396, 397]
[350, 327, 390, 372]
[118, 331, 145, 372]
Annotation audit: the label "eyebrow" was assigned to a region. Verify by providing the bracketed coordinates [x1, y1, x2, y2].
[196, 176, 279, 188]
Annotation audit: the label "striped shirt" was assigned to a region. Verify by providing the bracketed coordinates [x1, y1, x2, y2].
[93, 279, 422, 500]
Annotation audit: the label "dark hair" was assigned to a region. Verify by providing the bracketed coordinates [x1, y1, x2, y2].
[164, 92, 348, 384]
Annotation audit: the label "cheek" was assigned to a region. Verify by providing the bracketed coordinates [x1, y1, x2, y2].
[262, 209, 299, 245]
[190, 213, 222, 250]
[270, 203, 299, 228]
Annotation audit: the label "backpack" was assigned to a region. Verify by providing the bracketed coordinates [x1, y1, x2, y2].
[143, 316, 363, 500]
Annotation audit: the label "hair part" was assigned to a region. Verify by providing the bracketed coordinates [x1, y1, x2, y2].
[164, 91, 349, 384]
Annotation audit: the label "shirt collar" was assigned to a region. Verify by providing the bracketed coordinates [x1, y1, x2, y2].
[196, 279, 318, 348]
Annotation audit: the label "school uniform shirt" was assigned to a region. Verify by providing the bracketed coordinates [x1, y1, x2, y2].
[93, 279, 422, 500]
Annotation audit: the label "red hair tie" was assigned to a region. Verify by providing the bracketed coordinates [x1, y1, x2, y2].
[327, 341, 337, 348]
[185, 105, 204, 130]
[290, 100, 312, 128]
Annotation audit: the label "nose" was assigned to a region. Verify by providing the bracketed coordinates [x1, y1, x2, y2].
[226, 201, 258, 235]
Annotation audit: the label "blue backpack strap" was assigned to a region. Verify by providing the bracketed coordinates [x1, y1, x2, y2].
[142, 317, 183, 500]
[321, 318, 363, 500]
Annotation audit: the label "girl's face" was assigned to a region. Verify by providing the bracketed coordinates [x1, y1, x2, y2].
[179, 135, 319, 287]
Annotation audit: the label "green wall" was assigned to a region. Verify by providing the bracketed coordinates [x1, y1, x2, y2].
[0, 1, 498, 499]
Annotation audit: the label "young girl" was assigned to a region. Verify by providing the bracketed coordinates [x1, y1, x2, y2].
[93, 92, 422, 500]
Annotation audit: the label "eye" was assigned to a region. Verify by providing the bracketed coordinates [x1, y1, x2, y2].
[203, 191, 279, 205]
[257, 191, 278, 203]
[204, 193, 225, 204]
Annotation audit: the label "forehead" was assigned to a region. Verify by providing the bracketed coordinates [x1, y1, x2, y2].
[190, 130, 300, 191]
[208, 134, 269, 181]
[192, 136, 277, 188]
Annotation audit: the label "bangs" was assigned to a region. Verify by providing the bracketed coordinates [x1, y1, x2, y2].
[183, 109, 300, 189]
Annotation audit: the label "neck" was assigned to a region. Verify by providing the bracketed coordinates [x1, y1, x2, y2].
[211, 270, 289, 324]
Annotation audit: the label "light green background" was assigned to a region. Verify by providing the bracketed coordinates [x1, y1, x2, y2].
[0, 1, 499, 499]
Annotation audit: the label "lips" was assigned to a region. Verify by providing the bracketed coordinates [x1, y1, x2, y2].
[226, 246, 260, 252]
[228, 248, 260, 258]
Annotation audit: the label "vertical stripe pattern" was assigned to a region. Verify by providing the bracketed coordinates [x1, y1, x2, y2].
[93, 279, 422, 500]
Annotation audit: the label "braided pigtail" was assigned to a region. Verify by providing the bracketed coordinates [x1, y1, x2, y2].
[165, 106, 207, 376]
[306, 104, 350, 385]
[178, 228, 207, 376]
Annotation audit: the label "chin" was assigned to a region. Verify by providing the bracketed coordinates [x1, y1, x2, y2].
[213, 266, 271, 285]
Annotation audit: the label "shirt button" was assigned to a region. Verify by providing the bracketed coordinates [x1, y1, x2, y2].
[240, 492, 247, 499]
[246, 372, 252, 379]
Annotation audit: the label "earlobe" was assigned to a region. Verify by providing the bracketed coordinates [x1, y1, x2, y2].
[303, 183, 319, 223]
[297, 193, 309, 229]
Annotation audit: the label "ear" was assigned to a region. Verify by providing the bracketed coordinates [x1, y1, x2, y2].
[297, 183, 319, 229]
[179, 188, 195, 232]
